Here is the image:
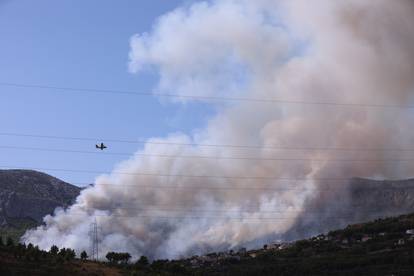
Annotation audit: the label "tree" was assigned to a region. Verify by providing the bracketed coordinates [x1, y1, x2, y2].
[6, 237, 14, 247]
[65, 248, 76, 261]
[80, 250, 88, 260]
[136, 255, 149, 267]
[32, 246, 42, 261]
[24, 244, 40, 261]
[50, 245, 59, 255]
[58, 248, 67, 258]
[151, 259, 169, 271]
[120, 253, 131, 264]
[106, 252, 131, 265]
[56, 255, 64, 264]
[15, 243, 26, 259]
[106, 252, 116, 263]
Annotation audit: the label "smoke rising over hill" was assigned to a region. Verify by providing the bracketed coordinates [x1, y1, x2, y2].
[23, 0, 414, 259]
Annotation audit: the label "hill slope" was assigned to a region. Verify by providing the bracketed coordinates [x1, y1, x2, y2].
[281, 177, 414, 242]
[0, 170, 81, 240]
[349, 177, 414, 216]
[1, 212, 414, 275]
[163, 212, 414, 276]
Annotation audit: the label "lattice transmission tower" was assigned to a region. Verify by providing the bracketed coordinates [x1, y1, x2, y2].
[89, 218, 100, 261]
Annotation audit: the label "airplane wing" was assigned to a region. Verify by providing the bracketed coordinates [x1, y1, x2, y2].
[96, 143, 107, 150]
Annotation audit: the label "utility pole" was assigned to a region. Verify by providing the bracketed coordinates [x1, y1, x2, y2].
[89, 218, 99, 261]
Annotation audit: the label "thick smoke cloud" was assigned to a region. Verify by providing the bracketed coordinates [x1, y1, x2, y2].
[23, 0, 414, 259]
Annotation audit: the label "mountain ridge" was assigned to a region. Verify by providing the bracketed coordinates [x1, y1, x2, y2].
[1, 169, 414, 247]
[0, 169, 81, 240]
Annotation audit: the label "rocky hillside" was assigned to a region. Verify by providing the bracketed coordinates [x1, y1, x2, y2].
[283, 177, 414, 242]
[349, 177, 414, 217]
[178, 212, 414, 276]
[0, 170, 81, 240]
[1, 169, 414, 246]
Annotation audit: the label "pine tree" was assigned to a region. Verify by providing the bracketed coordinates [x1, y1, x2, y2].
[137, 255, 149, 266]
[80, 250, 88, 260]
[6, 237, 14, 247]
[50, 245, 59, 255]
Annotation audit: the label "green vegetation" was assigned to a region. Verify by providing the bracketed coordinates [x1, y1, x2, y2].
[106, 251, 132, 264]
[0, 239, 121, 275]
[80, 250, 88, 260]
[1, 212, 414, 275]
[123, 212, 414, 275]
[0, 217, 38, 243]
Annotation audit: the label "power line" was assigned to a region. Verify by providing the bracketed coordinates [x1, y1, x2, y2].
[55, 212, 362, 221]
[68, 201, 390, 212]
[0, 166, 410, 185]
[1, 132, 413, 152]
[1, 81, 413, 109]
[0, 165, 408, 182]
[0, 184, 397, 214]
[56, 214, 377, 225]
[1, 144, 414, 163]
[0, 185, 386, 212]
[3, 177, 409, 192]
[70, 205, 411, 214]
[83, 183, 414, 191]
[41, 212, 382, 226]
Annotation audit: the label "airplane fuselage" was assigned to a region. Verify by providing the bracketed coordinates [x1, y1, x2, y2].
[96, 143, 107, 150]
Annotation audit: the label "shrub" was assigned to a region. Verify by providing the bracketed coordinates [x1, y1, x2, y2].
[50, 245, 59, 255]
[65, 248, 76, 261]
[6, 237, 14, 247]
[106, 251, 131, 264]
[80, 250, 88, 260]
[136, 255, 149, 266]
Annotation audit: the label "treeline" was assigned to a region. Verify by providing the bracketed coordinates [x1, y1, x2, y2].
[0, 235, 84, 263]
[105, 251, 131, 264]
[120, 258, 191, 276]
[104, 252, 191, 275]
[0, 234, 155, 271]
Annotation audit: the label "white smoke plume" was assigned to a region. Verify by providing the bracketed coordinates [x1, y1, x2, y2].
[23, 0, 414, 259]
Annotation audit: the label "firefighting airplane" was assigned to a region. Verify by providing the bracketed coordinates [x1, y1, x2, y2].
[95, 143, 107, 150]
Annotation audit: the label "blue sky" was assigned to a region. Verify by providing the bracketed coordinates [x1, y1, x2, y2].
[0, 0, 215, 185]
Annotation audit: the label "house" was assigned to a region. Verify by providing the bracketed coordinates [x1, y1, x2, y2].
[197, 253, 219, 265]
[312, 234, 325, 241]
[268, 243, 280, 250]
[189, 257, 202, 268]
[324, 235, 332, 241]
[227, 255, 241, 261]
[278, 243, 292, 250]
[249, 252, 258, 258]
[397, 239, 405, 246]
[405, 229, 414, 235]
[217, 252, 229, 260]
[361, 235, 372, 242]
